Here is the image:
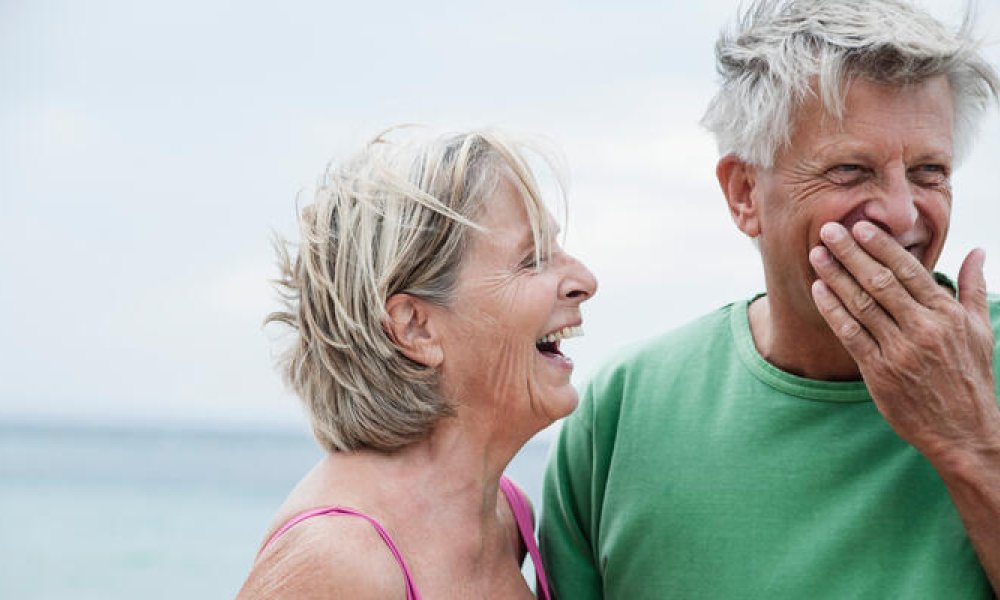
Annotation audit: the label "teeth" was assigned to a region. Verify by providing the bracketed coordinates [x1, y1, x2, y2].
[537, 325, 583, 344]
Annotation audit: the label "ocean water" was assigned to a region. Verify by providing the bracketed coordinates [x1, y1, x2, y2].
[0, 422, 552, 599]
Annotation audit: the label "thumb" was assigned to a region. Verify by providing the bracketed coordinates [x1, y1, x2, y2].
[957, 248, 989, 324]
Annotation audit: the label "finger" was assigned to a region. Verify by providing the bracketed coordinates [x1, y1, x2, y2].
[958, 248, 990, 327]
[849, 221, 946, 307]
[811, 279, 879, 361]
[818, 222, 922, 321]
[809, 243, 900, 339]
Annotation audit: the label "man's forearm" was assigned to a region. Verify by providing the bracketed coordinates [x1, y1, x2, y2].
[932, 441, 1000, 593]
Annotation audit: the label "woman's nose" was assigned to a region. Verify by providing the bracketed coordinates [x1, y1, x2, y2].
[560, 253, 598, 303]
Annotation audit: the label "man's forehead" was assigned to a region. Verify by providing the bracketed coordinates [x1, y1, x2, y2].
[806, 76, 952, 119]
[786, 77, 955, 151]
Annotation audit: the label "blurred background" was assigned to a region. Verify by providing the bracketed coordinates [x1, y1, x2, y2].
[2, 0, 998, 597]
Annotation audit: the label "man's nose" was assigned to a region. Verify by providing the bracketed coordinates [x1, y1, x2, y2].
[862, 166, 919, 236]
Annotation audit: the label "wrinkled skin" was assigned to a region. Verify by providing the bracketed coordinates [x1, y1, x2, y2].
[784, 78, 1000, 591]
[434, 178, 598, 445]
[720, 75, 1000, 591]
[725, 76, 955, 379]
[810, 219, 1000, 591]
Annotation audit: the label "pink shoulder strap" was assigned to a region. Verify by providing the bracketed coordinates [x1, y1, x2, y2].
[499, 476, 552, 600]
[258, 506, 421, 600]
[258, 480, 547, 600]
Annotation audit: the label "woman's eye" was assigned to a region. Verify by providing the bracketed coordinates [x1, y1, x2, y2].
[520, 254, 548, 271]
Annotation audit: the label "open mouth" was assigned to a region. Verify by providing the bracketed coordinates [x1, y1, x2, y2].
[535, 325, 583, 357]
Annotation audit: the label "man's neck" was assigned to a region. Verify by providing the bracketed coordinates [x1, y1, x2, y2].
[747, 295, 863, 381]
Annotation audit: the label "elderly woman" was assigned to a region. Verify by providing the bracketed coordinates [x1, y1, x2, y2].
[238, 129, 597, 599]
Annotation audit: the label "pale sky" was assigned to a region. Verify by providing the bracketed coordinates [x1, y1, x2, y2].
[2, 0, 998, 431]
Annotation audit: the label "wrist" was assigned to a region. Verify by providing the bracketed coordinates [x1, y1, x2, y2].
[923, 430, 1000, 484]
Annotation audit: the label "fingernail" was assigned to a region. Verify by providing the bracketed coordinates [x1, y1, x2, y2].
[854, 221, 876, 242]
[820, 223, 844, 242]
[811, 280, 835, 306]
[809, 245, 831, 265]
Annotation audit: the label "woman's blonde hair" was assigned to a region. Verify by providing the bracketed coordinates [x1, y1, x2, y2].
[267, 128, 563, 453]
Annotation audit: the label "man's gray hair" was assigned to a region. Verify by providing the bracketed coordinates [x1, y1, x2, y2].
[267, 128, 561, 453]
[701, 0, 1000, 168]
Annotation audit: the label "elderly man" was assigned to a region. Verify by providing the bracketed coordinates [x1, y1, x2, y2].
[541, 0, 1000, 597]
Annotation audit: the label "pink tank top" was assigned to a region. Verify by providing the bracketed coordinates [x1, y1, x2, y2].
[257, 475, 551, 600]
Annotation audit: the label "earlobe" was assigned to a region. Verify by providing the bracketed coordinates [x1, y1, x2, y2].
[716, 155, 761, 238]
[384, 294, 444, 368]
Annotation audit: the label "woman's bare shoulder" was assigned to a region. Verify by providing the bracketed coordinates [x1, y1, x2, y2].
[236, 510, 407, 600]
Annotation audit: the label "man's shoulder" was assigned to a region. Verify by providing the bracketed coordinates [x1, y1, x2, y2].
[567, 301, 746, 437]
[583, 302, 739, 398]
[602, 303, 736, 370]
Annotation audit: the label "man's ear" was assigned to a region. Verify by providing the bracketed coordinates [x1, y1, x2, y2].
[716, 154, 762, 238]
[384, 294, 444, 368]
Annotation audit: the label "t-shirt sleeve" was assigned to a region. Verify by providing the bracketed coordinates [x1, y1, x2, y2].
[540, 381, 603, 600]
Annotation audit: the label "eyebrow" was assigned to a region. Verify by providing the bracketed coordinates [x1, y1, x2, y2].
[516, 228, 536, 254]
[814, 139, 953, 164]
[908, 151, 952, 164]
[519, 222, 563, 252]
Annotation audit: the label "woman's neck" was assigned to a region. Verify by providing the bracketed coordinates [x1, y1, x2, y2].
[319, 413, 531, 547]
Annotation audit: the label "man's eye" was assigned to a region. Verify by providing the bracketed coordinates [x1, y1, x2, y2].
[826, 164, 868, 184]
[910, 164, 949, 186]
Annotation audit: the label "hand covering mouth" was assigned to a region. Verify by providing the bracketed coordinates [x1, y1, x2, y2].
[535, 325, 583, 356]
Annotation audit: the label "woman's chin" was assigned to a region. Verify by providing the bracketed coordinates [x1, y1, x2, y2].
[542, 390, 580, 422]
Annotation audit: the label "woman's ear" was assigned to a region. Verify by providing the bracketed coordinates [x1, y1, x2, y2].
[716, 154, 762, 238]
[384, 294, 444, 368]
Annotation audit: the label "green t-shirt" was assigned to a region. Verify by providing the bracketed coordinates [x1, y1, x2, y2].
[541, 295, 1000, 599]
